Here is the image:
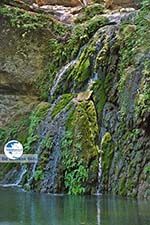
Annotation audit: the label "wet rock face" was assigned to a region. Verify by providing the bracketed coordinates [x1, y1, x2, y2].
[0, 19, 51, 95]
[0, 14, 51, 127]
[98, 8, 150, 198]
[22, 96, 99, 194]
[0, 1, 149, 198]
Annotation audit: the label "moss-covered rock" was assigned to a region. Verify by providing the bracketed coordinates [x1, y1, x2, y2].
[62, 98, 99, 194]
[100, 1, 150, 198]
[75, 3, 105, 23]
[24, 102, 50, 153]
[51, 94, 73, 118]
[0, 0, 149, 199]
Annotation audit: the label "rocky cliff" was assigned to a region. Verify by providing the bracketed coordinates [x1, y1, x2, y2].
[0, 1, 149, 198]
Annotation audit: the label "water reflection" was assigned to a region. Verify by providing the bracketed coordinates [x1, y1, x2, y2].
[0, 188, 149, 225]
[97, 197, 101, 225]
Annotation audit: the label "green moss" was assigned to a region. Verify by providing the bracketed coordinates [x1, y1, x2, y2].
[41, 135, 53, 150]
[101, 132, 112, 144]
[51, 94, 73, 118]
[0, 113, 31, 180]
[68, 56, 91, 90]
[75, 4, 105, 23]
[119, 176, 127, 196]
[61, 131, 88, 195]
[61, 99, 99, 194]
[93, 79, 107, 116]
[37, 39, 66, 100]
[144, 165, 150, 174]
[0, 114, 30, 148]
[38, 15, 109, 101]
[118, 1, 150, 117]
[135, 60, 150, 118]
[0, 5, 67, 33]
[71, 101, 99, 160]
[24, 102, 50, 153]
[67, 16, 108, 59]
[101, 132, 114, 186]
[34, 168, 44, 182]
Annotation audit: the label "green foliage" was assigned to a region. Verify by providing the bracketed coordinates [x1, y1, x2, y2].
[93, 78, 107, 116]
[66, 16, 108, 59]
[41, 135, 52, 150]
[101, 132, 112, 145]
[101, 132, 113, 180]
[0, 5, 67, 33]
[0, 115, 30, 147]
[118, 2, 150, 118]
[34, 168, 44, 181]
[144, 165, 150, 174]
[38, 16, 109, 100]
[38, 39, 66, 100]
[68, 53, 91, 90]
[75, 3, 105, 23]
[51, 94, 73, 118]
[24, 102, 50, 152]
[0, 6, 46, 30]
[0, 115, 30, 180]
[119, 177, 127, 196]
[135, 60, 150, 117]
[61, 131, 88, 195]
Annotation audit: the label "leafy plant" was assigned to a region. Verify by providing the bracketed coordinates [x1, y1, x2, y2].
[61, 131, 88, 195]
[41, 135, 53, 150]
[144, 165, 150, 174]
[34, 168, 44, 181]
[24, 102, 50, 153]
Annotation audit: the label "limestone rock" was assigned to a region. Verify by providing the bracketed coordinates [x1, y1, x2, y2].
[76, 91, 93, 102]
[0, 7, 52, 127]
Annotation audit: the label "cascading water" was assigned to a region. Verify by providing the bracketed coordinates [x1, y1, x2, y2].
[27, 161, 38, 185]
[26, 145, 41, 185]
[50, 60, 77, 97]
[0, 166, 27, 187]
[0, 8, 138, 194]
[97, 152, 103, 195]
[50, 44, 87, 99]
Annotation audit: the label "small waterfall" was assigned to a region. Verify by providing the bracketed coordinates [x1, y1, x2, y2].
[88, 72, 98, 90]
[26, 145, 41, 185]
[1, 166, 27, 187]
[50, 60, 76, 97]
[27, 162, 37, 185]
[97, 154, 102, 195]
[50, 45, 87, 98]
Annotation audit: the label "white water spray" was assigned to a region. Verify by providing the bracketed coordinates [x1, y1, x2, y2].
[50, 60, 76, 97]
[1, 167, 27, 187]
[97, 153, 102, 194]
[50, 45, 87, 98]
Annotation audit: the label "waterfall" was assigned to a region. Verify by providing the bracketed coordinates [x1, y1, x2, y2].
[1, 166, 27, 187]
[50, 60, 76, 97]
[97, 154, 102, 195]
[26, 144, 41, 185]
[27, 162, 37, 185]
[50, 45, 87, 98]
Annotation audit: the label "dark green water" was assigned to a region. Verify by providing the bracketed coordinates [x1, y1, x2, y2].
[0, 187, 149, 225]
